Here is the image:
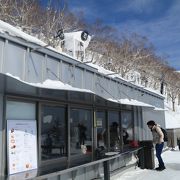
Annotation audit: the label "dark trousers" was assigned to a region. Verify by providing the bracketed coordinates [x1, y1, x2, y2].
[155, 142, 165, 167]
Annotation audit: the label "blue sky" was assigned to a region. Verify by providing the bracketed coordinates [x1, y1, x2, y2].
[68, 0, 180, 70]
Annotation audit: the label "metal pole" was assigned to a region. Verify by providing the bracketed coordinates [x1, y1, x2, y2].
[103, 160, 110, 180]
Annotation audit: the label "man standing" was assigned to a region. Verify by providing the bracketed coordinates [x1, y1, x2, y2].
[147, 120, 166, 171]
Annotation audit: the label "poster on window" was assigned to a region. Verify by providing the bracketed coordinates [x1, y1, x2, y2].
[7, 120, 38, 175]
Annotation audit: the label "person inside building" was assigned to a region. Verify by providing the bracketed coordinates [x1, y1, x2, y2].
[45, 134, 52, 155]
[78, 123, 87, 145]
[147, 120, 166, 171]
[123, 129, 129, 145]
[110, 122, 120, 150]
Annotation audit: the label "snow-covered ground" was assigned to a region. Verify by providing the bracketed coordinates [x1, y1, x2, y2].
[112, 148, 180, 180]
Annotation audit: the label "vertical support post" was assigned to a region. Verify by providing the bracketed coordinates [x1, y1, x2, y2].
[59, 60, 63, 81]
[42, 54, 47, 82]
[67, 105, 71, 168]
[73, 38, 76, 58]
[22, 47, 27, 81]
[103, 160, 110, 180]
[83, 45, 85, 62]
[0, 40, 4, 73]
[106, 110, 110, 151]
[0, 94, 5, 176]
[1, 39, 8, 73]
[119, 110, 123, 152]
[93, 109, 97, 160]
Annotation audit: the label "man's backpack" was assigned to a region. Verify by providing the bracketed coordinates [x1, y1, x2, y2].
[160, 127, 168, 142]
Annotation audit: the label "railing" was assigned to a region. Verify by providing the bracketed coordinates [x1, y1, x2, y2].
[34, 147, 143, 180]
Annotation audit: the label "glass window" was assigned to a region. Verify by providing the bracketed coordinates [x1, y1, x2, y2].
[121, 111, 133, 142]
[95, 96, 106, 106]
[6, 101, 35, 120]
[96, 111, 106, 148]
[69, 92, 92, 103]
[40, 89, 66, 100]
[108, 111, 121, 150]
[41, 105, 66, 160]
[70, 109, 92, 156]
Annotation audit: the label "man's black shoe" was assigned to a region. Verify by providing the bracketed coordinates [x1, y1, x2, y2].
[156, 166, 166, 171]
[155, 167, 161, 170]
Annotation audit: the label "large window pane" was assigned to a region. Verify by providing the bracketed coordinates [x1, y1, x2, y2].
[70, 109, 92, 156]
[109, 111, 121, 150]
[41, 105, 66, 160]
[6, 101, 35, 120]
[96, 111, 106, 147]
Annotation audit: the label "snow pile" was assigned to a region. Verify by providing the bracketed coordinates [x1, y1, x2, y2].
[30, 79, 93, 93]
[112, 149, 180, 180]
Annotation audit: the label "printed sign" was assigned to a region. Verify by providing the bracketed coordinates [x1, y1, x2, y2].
[96, 118, 103, 127]
[7, 120, 37, 175]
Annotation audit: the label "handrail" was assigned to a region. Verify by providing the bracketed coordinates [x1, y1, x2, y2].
[35, 147, 142, 180]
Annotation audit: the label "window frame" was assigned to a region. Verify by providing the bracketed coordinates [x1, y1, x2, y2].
[69, 106, 94, 159]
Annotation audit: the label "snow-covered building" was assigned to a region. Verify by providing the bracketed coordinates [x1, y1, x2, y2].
[0, 20, 166, 179]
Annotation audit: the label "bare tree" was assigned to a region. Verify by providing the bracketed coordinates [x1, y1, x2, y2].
[0, 0, 41, 31]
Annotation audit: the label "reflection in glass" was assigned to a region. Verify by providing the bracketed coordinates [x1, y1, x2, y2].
[70, 109, 92, 156]
[109, 112, 121, 150]
[41, 105, 66, 160]
[6, 101, 35, 120]
[121, 111, 133, 141]
[96, 111, 106, 147]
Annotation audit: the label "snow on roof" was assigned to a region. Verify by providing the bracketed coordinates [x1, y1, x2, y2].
[30, 79, 93, 93]
[5, 73, 166, 111]
[6, 73, 93, 94]
[108, 98, 155, 108]
[154, 107, 168, 111]
[0, 20, 46, 46]
[5, 73, 154, 109]
[5, 73, 158, 108]
[143, 87, 165, 98]
[87, 63, 114, 75]
[87, 63, 127, 81]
